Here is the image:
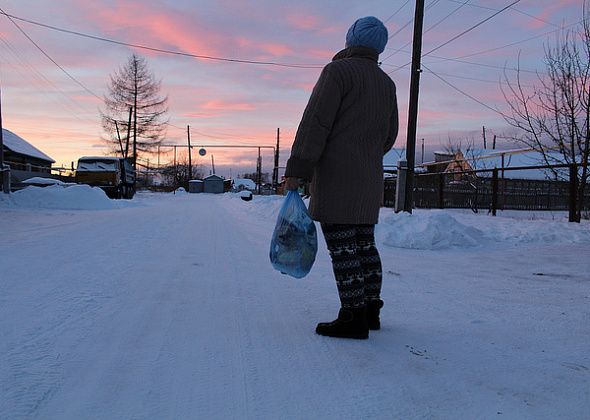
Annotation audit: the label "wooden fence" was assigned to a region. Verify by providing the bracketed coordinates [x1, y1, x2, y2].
[384, 164, 590, 219]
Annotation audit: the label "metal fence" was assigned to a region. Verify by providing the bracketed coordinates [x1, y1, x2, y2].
[384, 164, 590, 218]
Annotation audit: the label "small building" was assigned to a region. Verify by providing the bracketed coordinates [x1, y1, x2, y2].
[233, 178, 256, 191]
[188, 180, 204, 193]
[203, 174, 224, 194]
[2, 128, 56, 184]
[422, 148, 568, 180]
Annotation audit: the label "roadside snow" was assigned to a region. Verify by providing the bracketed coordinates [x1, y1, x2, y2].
[0, 184, 131, 210]
[21, 177, 67, 186]
[381, 210, 590, 250]
[1, 193, 589, 419]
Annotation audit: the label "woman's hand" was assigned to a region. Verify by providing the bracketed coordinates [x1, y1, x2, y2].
[284, 177, 301, 191]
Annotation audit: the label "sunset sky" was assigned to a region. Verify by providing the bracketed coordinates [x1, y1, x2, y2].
[0, 0, 583, 176]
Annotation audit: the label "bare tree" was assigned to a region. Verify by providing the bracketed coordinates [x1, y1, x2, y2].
[501, 1, 589, 221]
[102, 54, 168, 164]
[160, 155, 205, 188]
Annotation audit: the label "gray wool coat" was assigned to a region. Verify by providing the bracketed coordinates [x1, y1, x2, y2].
[285, 46, 399, 225]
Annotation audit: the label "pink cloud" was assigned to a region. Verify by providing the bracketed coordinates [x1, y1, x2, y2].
[202, 100, 257, 111]
[527, 0, 581, 29]
[285, 10, 341, 34]
[184, 99, 257, 118]
[287, 13, 321, 31]
[74, 1, 225, 58]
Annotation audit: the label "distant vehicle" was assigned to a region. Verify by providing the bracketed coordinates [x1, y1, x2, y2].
[75, 156, 135, 199]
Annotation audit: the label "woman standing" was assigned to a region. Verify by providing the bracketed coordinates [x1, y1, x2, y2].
[284, 16, 398, 339]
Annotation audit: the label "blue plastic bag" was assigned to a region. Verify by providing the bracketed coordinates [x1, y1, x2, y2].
[270, 190, 318, 278]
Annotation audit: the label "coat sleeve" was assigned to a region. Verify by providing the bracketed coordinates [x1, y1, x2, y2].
[383, 87, 399, 154]
[285, 64, 343, 180]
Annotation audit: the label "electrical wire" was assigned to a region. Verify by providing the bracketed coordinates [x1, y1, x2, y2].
[422, 63, 506, 116]
[382, 0, 471, 62]
[422, 0, 522, 57]
[453, 17, 587, 59]
[0, 10, 324, 69]
[386, 0, 522, 76]
[0, 7, 102, 100]
[387, 0, 444, 41]
[384, 0, 412, 23]
[444, 0, 560, 28]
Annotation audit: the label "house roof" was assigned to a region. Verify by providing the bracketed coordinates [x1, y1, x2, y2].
[204, 174, 224, 180]
[2, 128, 55, 163]
[463, 149, 569, 180]
[233, 178, 256, 189]
[383, 148, 406, 167]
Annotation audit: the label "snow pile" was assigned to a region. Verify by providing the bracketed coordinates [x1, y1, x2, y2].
[381, 209, 590, 250]
[22, 177, 67, 186]
[382, 211, 485, 250]
[0, 185, 122, 210]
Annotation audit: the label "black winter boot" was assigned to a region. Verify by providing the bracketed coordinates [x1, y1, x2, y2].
[367, 299, 384, 330]
[315, 307, 369, 339]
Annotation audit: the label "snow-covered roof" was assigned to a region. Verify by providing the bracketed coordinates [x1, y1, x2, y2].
[2, 128, 55, 163]
[204, 174, 224, 180]
[78, 156, 120, 161]
[464, 149, 567, 180]
[233, 178, 256, 190]
[22, 177, 66, 186]
[383, 148, 406, 167]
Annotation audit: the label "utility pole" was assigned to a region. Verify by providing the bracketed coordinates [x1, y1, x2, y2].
[114, 121, 125, 157]
[483, 126, 487, 149]
[0, 81, 7, 194]
[125, 106, 132, 159]
[257, 147, 262, 195]
[173, 145, 177, 187]
[187, 125, 192, 180]
[402, 0, 426, 213]
[273, 128, 280, 192]
[492, 134, 497, 150]
[421, 138, 425, 164]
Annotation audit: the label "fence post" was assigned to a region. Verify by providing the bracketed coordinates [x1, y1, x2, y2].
[491, 168, 498, 216]
[395, 160, 408, 213]
[438, 173, 444, 209]
[569, 164, 578, 223]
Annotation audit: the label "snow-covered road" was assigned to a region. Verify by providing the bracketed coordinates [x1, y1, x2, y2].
[1, 192, 589, 419]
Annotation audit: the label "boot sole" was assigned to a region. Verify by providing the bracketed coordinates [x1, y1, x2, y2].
[315, 330, 369, 339]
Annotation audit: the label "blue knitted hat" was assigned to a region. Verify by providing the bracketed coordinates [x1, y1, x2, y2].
[345, 16, 388, 54]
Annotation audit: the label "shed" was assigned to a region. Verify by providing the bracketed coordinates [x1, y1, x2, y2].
[188, 180, 204, 193]
[203, 174, 224, 193]
[2, 128, 56, 184]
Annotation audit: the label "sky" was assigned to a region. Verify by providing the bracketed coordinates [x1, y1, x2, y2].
[0, 0, 584, 177]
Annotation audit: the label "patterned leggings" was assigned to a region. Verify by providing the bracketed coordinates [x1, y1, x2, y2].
[321, 223, 383, 308]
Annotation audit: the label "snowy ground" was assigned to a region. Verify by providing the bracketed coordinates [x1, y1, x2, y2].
[1, 188, 589, 419]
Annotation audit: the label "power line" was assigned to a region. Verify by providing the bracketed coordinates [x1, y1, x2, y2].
[444, 0, 560, 28]
[382, 0, 471, 62]
[0, 7, 102, 100]
[386, 48, 542, 75]
[454, 17, 586, 59]
[422, 63, 506, 116]
[387, 0, 443, 41]
[0, 36, 99, 123]
[387, 0, 522, 76]
[0, 10, 324, 69]
[422, 0, 522, 57]
[384, 0, 412, 23]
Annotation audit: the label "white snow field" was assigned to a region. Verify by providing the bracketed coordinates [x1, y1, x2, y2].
[1, 189, 589, 419]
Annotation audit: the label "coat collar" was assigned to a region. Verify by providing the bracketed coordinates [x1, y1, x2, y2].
[332, 46, 379, 62]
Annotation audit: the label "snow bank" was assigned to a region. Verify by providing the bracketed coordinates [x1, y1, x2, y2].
[381, 209, 590, 250]
[22, 177, 67, 186]
[0, 185, 127, 210]
[381, 211, 484, 250]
